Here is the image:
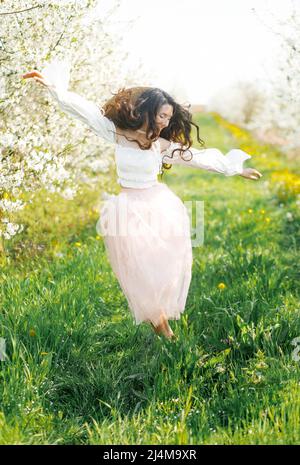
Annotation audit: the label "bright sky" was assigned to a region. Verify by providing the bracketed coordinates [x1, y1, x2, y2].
[90, 0, 298, 104]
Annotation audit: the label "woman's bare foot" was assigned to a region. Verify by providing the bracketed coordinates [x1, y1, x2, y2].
[162, 320, 175, 340]
[151, 322, 162, 335]
[151, 318, 175, 340]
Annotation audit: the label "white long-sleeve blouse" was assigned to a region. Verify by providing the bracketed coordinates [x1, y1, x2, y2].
[42, 59, 251, 189]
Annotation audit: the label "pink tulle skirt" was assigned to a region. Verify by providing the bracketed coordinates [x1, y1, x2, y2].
[96, 182, 193, 326]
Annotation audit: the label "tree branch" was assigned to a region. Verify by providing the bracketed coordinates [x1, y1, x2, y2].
[0, 4, 42, 16]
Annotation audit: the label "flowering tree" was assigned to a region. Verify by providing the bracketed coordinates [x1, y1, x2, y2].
[207, 80, 266, 128]
[0, 0, 147, 243]
[207, 2, 300, 153]
[250, 3, 300, 153]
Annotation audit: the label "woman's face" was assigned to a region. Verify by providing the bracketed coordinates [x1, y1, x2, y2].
[155, 104, 173, 131]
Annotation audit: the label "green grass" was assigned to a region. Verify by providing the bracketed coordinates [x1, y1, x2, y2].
[0, 113, 299, 444]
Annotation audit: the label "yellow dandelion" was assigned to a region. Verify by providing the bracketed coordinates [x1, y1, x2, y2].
[248, 208, 253, 214]
[218, 282, 226, 290]
[29, 329, 36, 337]
[260, 209, 265, 214]
[265, 217, 271, 223]
[95, 235, 101, 240]
[74, 242, 81, 247]
[3, 192, 9, 199]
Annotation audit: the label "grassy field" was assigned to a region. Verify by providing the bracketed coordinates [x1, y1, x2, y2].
[0, 113, 299, 444]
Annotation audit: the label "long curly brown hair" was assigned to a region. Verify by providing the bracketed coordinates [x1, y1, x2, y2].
[102, 86, 206, 178]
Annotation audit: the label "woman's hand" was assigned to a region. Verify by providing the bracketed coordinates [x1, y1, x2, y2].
[239, 167, 263, 180]
[21, 70, 52, 88]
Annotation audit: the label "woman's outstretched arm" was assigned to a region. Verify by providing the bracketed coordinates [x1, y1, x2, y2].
[22, 64, 116, 144]
[160, 140, 262, 180]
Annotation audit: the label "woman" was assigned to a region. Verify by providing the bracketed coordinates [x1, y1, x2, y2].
[22, 59, 262, 340]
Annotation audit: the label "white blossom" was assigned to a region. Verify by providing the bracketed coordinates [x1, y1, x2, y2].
[0, 0, 148, 240]
[0, 220, 24, 239]
[0, 199, 25, 213]
[60, 186, 77, 200]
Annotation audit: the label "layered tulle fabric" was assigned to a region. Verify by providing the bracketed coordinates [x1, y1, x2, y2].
[96, 183, 193, 326]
